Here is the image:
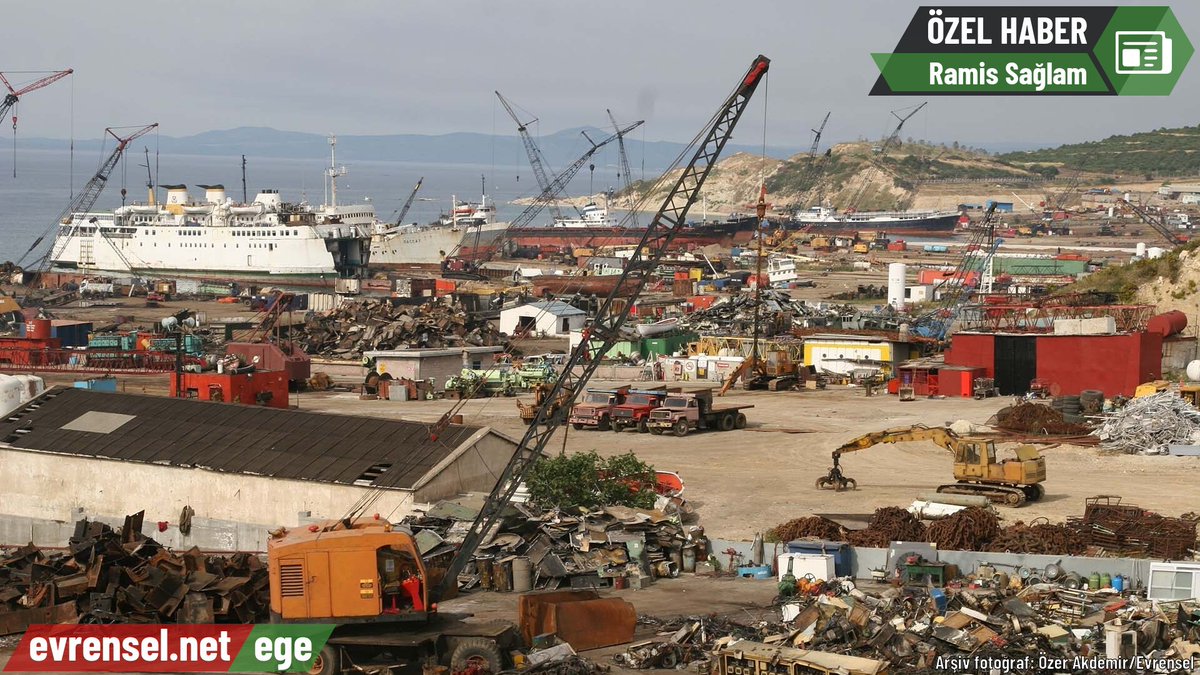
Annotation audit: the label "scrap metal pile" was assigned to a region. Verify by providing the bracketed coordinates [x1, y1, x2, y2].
[992, 401, 1093, 436]
[404, 500, 699, 591]
[0, 513, 267, 635]
[1067, 496, 1199, 560]
[771, 500, 1197, 559]
[295, 297, 502, 357]
[615, 583, 1200, 673]
[681, 291, 902, 335]
[1093, 392, 1200, 454]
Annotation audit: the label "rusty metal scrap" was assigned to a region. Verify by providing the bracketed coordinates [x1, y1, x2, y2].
[0, 513, 267, 634]
[986, 519, 1088, 555]
[845, 507, 926, 548]
[767, 517, 846, 543]
[295, 297, 502, 357]
[1066, 495, 1198, 560]
[925, 507, 999, 551]
[992, 402, 1092, 436]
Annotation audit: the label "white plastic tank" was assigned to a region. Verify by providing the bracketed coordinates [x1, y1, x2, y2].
[0, 375, 25, 417]
[1136, 242, 1147, 258]
[1148, 247, 1166, 259]
[1187, 360, 1200, 382]
[887, 262, 907, 309]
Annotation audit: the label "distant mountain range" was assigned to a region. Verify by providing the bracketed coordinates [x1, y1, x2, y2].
[20, 126, 803, 171]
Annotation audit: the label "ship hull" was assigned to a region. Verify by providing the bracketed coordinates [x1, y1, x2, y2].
[791, 212, 960, 237]
[369, 222, 507, 269]
[529, 274, 640, 296]
[507, 216, 759, 250]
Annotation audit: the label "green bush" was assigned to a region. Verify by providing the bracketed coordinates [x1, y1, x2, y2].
[525, 451, 657, 510]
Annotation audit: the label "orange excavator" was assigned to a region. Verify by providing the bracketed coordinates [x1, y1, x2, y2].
[815, 424, 1047, 506]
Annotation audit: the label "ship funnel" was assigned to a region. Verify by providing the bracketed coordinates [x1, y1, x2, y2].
[198, 184, 227, 204]
[163, 184, 189, 215]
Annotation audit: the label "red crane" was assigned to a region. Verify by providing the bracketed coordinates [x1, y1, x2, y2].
[0, 69, 74, 176]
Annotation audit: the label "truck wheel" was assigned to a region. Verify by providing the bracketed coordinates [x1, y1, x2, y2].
[735, 413, 747, 429]
[637, 419, 650, 433]
[572, 423, 583, 430]
[672, 419, 689, 437]
[718, 413, 736, 431]
[650, 427, 663, 435]
[307, 645, 340, 675]
[597, 415, 611, 431]
[451, 638, 502, 674]
[611, 421, 625, 432]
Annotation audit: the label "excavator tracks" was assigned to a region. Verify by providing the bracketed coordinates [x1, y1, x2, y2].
[936, 482, 1034, 507]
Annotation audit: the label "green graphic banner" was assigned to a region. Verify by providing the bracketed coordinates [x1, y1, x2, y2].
[871, 6, 1192, 95]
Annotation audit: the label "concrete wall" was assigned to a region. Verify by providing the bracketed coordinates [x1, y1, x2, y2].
[0, 447, 415, 550]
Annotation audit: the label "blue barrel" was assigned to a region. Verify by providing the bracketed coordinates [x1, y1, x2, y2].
[1112, 575, 1124, 592]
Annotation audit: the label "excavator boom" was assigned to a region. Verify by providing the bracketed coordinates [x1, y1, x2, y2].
[817, 424, 1047, 507]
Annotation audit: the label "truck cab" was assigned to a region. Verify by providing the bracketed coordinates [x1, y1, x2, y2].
[568, 386, 629, 430]
[611, 387, 676, 433]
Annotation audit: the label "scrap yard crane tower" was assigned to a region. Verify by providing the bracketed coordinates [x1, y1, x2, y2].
[0, 69, 74, 176]
[433, 55, 771, 600]
[23, 123, 159, 268]
[496, 91, 570, 221]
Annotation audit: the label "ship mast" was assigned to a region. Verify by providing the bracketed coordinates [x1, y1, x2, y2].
[326, 134, 346, 208]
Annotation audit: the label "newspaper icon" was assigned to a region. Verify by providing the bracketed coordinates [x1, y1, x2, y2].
[1115, 31, 1173, 74]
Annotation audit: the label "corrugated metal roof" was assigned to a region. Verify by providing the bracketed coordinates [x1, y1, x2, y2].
[0, 387, 487, 490]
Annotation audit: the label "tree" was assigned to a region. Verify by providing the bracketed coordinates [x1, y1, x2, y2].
[525, 451, 658, 510]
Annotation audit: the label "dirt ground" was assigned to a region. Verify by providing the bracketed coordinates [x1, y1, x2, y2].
[295, 384, 1200, 537]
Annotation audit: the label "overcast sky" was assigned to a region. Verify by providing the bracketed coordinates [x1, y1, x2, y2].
[5, 0, 1198, 152]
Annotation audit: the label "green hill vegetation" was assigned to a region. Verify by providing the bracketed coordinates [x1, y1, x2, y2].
[999, 126, 1200, 177]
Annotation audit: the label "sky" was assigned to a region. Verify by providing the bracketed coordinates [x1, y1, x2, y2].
[4, 0, 1199, 152]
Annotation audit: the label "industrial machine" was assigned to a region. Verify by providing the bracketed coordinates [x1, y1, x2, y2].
[265, 54, 770, 675]
[815, 424, 1047, 506]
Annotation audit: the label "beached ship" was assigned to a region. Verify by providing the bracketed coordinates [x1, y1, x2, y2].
[48, 137, 372, 280]
[370, 194, 508, 268]
[791, 206, 961, 237]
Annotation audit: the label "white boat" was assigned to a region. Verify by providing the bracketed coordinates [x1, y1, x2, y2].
[48, 137, 372, 279]
[552, 201, 619, 228]
[636, 318, 680, 337]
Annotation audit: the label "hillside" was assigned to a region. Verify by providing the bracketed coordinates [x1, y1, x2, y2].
[1069, 240, 1200, 312]
[625, 142, 1040, 213]
[999, 125, 1200, 177]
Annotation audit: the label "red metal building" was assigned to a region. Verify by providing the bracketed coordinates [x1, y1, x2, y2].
[944, 331, 1162, 397]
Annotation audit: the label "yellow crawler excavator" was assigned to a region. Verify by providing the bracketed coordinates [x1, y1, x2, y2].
[815, 424, 1047, 506]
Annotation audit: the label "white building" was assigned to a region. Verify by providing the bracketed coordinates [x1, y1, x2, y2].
[499, 301, 587, 338]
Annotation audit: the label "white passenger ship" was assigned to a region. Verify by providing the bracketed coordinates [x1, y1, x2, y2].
[49, 137, 372, 279]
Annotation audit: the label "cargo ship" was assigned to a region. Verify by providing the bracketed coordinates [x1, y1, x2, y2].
[791, 206, 962, 237]
[370, 194, 508, 269]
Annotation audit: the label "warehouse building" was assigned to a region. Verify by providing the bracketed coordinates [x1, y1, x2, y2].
[499, 300, 587, 337]
[802, 334, 919, 378]
[0, 387, 518, 551]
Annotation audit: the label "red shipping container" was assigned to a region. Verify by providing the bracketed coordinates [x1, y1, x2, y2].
[689, 295, 717, 310]
[435, 279, 456, 296]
